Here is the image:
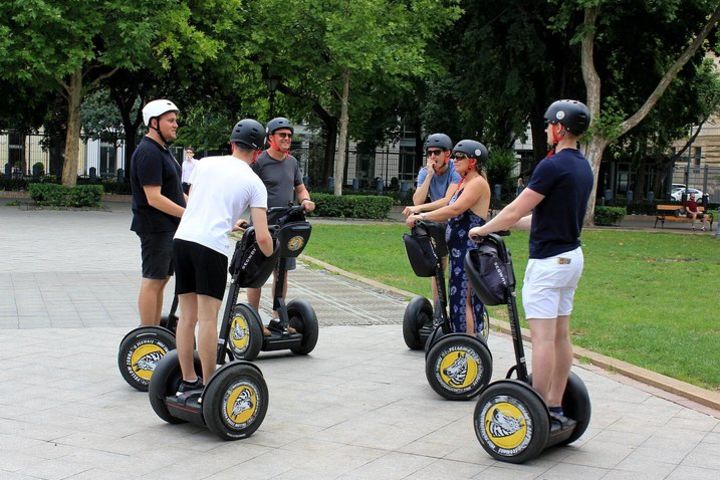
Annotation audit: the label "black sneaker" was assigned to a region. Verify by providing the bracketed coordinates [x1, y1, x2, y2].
[176, 378, 203, 397]
[549, 412, 577, 430]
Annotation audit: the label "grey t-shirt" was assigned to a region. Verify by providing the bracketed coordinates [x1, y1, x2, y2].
[251, 151, 303, 209]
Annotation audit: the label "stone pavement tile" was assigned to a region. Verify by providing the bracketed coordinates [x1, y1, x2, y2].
[666, 409, 720, 431]
[15, 458, 94, 480]
[631, 434, 701, 464]
[0, 418, 74, 442]
[666, 465, 719, 479]
[702, 431, 720, 444]
[613, 454, 677, 478]
[17, 316, 51, 328]
[681, 442, 720, 469]
[408, 458, 489, 479]
[54, 469, 129, 480]
[0, 433, 77, 460]
[472, 465, 549, 479]
[334, 451, 435, 480]
[534, 462, 609, 479]
[0, 317, 18, 328]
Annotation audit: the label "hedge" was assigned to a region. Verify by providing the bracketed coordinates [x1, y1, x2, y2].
[594, 206, 626, 226]
[311, 193, 393, 219]
[28, 183, 104, 207]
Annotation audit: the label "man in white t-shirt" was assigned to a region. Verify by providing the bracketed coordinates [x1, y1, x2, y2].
[181, 146, 198, 195]
[172, 119, 274, 395]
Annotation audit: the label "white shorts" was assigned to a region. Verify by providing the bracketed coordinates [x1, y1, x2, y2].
[522, 247, 584, 319]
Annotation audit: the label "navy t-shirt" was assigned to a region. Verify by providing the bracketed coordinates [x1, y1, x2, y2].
[526, 149, 593, 259]
[130, 137, 185, 233]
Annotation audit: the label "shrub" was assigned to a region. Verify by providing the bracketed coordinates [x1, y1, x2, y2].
[311, 193, 393, 219]
[28, 183, 104, 207]
[594, 206, 626, 226]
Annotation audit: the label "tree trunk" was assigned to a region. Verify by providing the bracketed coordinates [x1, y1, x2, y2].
[580, 5, 720, 225]
[61, 68, 83, 187]
[334, 70, 350, 196]
[322, 120, 338, 184]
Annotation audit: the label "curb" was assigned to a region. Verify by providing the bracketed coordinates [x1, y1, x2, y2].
[300, 253, 720, 413]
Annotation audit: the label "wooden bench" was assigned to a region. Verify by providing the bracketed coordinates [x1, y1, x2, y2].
[654, 204, 713, 230]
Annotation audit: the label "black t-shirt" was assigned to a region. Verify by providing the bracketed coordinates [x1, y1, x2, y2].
[526, 148, 594, 259]
[130, 137, 185, 233]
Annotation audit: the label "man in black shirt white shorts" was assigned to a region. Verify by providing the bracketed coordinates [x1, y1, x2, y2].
[173, 119, 274, 394]
[130, 99, 186, 327]
[469, 100, 593, 429]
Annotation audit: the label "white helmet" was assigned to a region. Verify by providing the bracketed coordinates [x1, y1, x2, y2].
[142, 99, 179, 127]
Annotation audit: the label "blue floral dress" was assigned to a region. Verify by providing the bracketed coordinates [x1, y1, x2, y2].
[445, 189, 486, 333]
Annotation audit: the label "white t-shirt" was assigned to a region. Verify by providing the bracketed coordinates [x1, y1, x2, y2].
[174, 155, 267, 256]
[181, 157, 197, 183]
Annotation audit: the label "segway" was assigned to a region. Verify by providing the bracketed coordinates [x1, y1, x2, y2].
[402, 221, 492, 401]
[226, 204, 319, 361]
[148, 227, 277, 440]
[465, 233, 591, 463]
[117, 295, 179, 391]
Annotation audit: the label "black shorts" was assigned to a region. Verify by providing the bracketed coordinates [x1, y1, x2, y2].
[173, 239, 229, 301]
[137, 231, 175, 279]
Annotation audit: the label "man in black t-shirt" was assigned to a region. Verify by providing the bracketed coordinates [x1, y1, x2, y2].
[130, 99, 186, 326]
[469, 100, 593, 429]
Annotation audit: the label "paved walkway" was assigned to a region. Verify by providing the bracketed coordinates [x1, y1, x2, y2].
[0, 203, 718, 480]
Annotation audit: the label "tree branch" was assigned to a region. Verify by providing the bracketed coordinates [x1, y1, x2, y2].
[87, 67, 120, 91]
[619, 6, 720, 137]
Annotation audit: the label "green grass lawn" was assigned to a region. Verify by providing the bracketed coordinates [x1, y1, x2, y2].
[304, 224, 720, 391]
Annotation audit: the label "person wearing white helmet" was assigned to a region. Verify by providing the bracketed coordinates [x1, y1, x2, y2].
[130, 99, 185, 327]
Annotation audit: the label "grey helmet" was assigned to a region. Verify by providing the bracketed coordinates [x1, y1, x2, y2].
[544, 99, 591, 135]
[424, 133, 452, 151]
[230, 119, 265, 150]
[452, 139, 489, 166]
[266, 117, 294, 135]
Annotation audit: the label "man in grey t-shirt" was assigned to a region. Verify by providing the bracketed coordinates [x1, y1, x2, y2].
[248, 117, 315, 336]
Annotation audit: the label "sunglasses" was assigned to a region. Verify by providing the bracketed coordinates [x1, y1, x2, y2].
[427, 149, 444, 157]
[274, 132, 293, 139]
[452, 153, 469, 161]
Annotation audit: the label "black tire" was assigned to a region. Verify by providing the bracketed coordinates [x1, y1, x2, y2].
[474, 380, 550, 464]
[526, 371, 592, 446]
[148, 351, 202, 425]
[227, 304, 263, 361]
[203, 362, 269, 440]
[560, 372, 591, 445]
[403, 296, 433, 350]
[287, 299, 319, 354]
[425, 334, 493, 400]
[118, 326, 176, 391]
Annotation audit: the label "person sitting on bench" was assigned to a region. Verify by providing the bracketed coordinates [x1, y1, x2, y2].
[685, 193, 708, 231]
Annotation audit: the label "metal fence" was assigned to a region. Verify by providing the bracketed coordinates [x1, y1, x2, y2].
[672, 164, 720, 202]
[0, 131, 51, 177]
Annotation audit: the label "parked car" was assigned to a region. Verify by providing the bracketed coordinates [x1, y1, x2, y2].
[671, 187, 703, 202]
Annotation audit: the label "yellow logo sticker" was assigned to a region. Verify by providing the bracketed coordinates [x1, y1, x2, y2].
[130, 342, 168, 381]
[223, 383, 258, 428]
[287, 235, 305, 252]
[230, 315, 250, 353]
[438, 347, 480, 390]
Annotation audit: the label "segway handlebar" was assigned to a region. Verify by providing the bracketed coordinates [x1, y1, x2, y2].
[470, 230, 510, 243]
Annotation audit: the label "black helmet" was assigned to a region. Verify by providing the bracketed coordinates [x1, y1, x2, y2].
[452, 139, 489, 165]
[266, 117, 294, 135]
[230, 119, 265, 150]
[544, 99, 591, 135]
[424, 133, 452, 151]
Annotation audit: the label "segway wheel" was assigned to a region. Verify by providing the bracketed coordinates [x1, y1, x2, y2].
[425, 334, 492, 400]
[287, 299, 319, 355]
[403, 296, 433, 350]
[227, 304, 263, 361]
[148, 351, 202, 424]
[118, 326, 176, 391]
[474, 380, 550, 464]
[559, 372, 591, 445]
[203, 362, 269, 440]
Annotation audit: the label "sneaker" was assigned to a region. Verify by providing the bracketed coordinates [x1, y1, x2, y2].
[176, 377, 203, 396]
[549, 412, 577, 430]
[268, 319, 297, 335]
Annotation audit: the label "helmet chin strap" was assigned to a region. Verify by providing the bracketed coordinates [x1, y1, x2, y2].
[151, 119, 170, 146]
[268, 136, 289, 158]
